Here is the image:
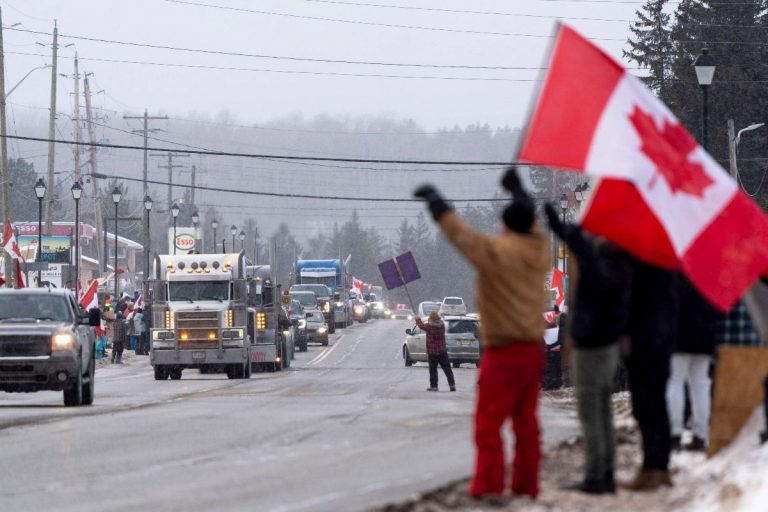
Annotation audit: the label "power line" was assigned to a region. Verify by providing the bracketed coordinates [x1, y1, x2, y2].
[1, 133, 514, 165]
[92, 171, 509, 203]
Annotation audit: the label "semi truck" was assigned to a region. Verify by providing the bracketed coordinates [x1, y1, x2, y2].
[148, 252, 251, 380]
[294, 256, 352, 330]
[246, 265, 293, 372]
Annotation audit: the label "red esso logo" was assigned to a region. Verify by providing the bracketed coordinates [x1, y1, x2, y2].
[175, 234, 195, 249]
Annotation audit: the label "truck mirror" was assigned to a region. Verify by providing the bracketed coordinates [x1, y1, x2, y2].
[88, 307, 102, 327]
[405, 328, 412, 335]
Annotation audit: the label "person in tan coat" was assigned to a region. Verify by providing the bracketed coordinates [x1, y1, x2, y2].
[414, 167, 551, 500]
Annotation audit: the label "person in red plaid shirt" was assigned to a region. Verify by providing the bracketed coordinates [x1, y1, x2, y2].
[415, 311, 456, 392]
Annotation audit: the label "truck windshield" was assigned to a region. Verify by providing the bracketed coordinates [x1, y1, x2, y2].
[0, 295, 72, 322]
[291, 284, 330, 299]
[298, 276, 336, 288]
[291, 293, 317, 307]
[169, 281, 229, 302]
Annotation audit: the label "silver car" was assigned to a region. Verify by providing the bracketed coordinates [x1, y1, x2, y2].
[403, 315, 480, 368]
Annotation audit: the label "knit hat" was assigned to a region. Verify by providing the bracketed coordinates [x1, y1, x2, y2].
[502, 199, 534, 234]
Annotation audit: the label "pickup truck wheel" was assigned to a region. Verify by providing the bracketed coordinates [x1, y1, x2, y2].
[404, 347, 413, 367]
[81, 349, 95, 405]
[63, 360, 83, 407]
[154, 367, 168, 380]
[169, 368, 183, 380]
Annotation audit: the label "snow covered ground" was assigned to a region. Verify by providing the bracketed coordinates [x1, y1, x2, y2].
[375, 393, 768, 512]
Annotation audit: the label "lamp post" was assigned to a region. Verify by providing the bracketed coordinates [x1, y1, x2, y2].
[111, 187, 122, 300]
[144, 195, 153, 286]
[70, 181, 82, 292]
[33, 178, 46, 287]
[559, 193, 568, 273]
[239, 230, 245, 252]
[212, 219, 218, 253]
[170, 203, 180, 255]
[191, 211, 199, 252]
[230, 225, 237, 253]
[694, 48, 716, 151]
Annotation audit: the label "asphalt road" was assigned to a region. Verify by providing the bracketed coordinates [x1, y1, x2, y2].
[0, 318, 578, 512]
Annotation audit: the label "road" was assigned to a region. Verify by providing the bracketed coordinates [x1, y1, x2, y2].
[0, 319, 578, 512]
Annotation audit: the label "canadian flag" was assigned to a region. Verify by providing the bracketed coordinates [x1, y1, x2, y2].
[352, 278, 363, 294]
[550, 267, 566, 307]
[80, 279, 99, 312]
[2, 221, 24, 261]
[126, 295, 143, 321]
[518, 25, 768, 311]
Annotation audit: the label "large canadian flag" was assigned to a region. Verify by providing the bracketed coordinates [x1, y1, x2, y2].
[518, 25, 768, 310]
[80, 279, 99, 312]
[550, 267, 566, 307]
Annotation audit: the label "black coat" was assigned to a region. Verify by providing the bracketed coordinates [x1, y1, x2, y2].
[675, 278, 720, 355]
[628, 262, 679, 359]
[561, 225, 634, 349]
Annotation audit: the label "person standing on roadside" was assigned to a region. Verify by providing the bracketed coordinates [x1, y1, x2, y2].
[413, 167, 550, 500]
[112, 311, 127, 364]
[545, 206, 634, 495]
[415, 311, 456, 392]
[133, 308, 146, 355]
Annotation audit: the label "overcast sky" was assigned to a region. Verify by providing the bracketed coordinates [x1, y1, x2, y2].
[2, 0, 643, 130]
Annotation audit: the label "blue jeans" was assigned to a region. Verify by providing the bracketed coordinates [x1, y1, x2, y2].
[129, 335, 137, 351]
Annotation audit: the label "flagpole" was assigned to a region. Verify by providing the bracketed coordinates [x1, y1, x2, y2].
[392, 257, 416, 313]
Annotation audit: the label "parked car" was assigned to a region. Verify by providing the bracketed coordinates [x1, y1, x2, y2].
[417, 301, 441, 319]
[439, 296, 467, 316]
[304, 310, 329, 346]
[392, 308, 414, 321]
[0, 288, 101, 406]
[403, 315, 480, 368]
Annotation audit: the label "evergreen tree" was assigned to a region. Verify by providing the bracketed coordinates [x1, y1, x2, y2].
[624, 0, 674, 95]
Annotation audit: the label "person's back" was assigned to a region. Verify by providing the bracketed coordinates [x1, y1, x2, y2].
[415, 312, 454, 392]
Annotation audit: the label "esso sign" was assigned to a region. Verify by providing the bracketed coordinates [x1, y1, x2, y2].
[175, 234, 196, 251]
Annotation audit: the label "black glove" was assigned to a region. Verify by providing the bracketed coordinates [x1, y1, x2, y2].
[501, 166, 529, 201]
[544, 203, 565, 238]
[413, 184, 452, 221]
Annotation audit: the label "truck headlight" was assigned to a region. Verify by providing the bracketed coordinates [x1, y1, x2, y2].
[256, 311, 266, 330]
[298, 319, 306, 329]
[52, 333, 75, 351]
[335, 301, 345, 308]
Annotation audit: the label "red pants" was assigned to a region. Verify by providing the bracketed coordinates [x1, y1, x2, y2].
[470, 342, 545, 498]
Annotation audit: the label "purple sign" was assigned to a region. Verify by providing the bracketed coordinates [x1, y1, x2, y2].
[378, 251, 421, 290]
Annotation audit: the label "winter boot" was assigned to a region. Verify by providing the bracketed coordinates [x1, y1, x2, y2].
[426, 387, 438, 392]
[683, 436, 706, 452]
[671, 435, 682, 451]
[620, 469, 673, 491]
[116, 353, 123, 364]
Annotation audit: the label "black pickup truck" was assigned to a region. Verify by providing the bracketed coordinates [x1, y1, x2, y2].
[0, 288, 100, 406]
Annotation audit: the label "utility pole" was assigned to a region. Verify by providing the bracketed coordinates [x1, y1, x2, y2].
[0, 7, 11, 287]
[83, 76, 105, 272]
[727, 118, 738, 179]
[44, 21, 58, 235]
[123, 109, 167, 198]
[150, 152, 189, 210]
[180, 165, 206, 209]
[72, 54, 81, 183]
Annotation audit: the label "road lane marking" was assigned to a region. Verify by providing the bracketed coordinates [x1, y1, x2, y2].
[306, 335, 344, 366]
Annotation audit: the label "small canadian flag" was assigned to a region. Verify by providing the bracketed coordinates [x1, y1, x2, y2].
[518, 25, 768, 311]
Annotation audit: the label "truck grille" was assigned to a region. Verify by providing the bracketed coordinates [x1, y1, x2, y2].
[0, 335, 51, 357]
[176, 311, 219, 346]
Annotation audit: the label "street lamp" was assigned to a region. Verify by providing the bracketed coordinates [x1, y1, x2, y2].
[111, 186, 122, 300]
[191, 211, 199, 252]
[212, 219, 218, 253]
[559, 193, 569, 273]
[170, 203, 180, 255]
[694, 48, 716, 150]
[33, 178, 46, 287]
[144, 195, 153, 288]
[239, 230, 245, 252]
[70, 181, 82, 292]
[230, 225, 237, 252]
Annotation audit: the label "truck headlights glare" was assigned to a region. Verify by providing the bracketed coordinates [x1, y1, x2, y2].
[52, 333, 75, 351]
[335, 301, 344, 308]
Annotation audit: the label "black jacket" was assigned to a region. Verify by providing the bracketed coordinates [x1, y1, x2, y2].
[561, 225, 634, 349]
[628, 262, 679, 359]
[675, 278, 720, 355]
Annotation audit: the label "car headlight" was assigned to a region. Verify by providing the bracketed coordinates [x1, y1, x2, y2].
[52, 333, 75, 351]
[407, 315, 413, 321]
[323, 303, 330, 312]
[298, 319, 306, 328]
[317, 326, 327, 334]
[335, 301, 345, 308]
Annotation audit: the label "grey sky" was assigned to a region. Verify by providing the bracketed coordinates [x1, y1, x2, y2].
[3, 0, 641, 129]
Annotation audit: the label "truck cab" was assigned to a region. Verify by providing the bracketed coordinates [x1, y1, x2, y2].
[246, 265, 293, 372]
[149, 253, 251, 380]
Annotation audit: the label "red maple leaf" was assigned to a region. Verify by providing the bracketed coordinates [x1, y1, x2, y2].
[628, 106, 714, 198]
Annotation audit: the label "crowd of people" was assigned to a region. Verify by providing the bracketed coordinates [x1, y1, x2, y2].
[414, 167, 766, 503]
[97, 291, 147, 363]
